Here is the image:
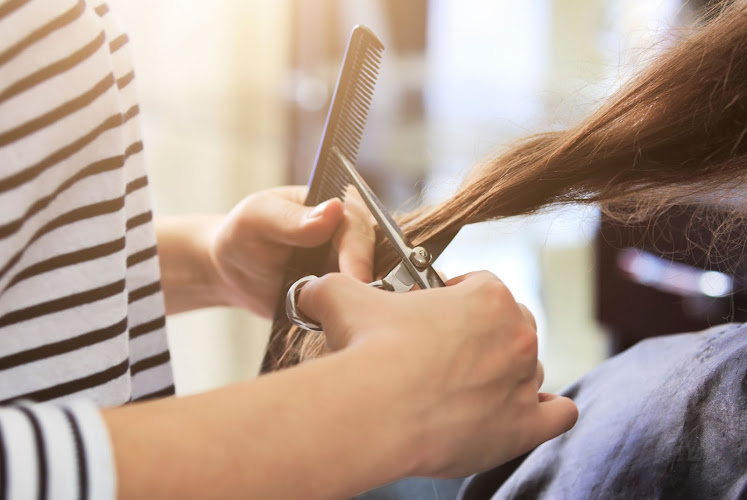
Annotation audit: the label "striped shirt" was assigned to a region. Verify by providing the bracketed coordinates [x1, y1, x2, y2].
[0, 0, 175, 498]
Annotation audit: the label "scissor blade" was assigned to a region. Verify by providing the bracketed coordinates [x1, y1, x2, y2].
[332, 147, 413, 262]
[421, 229, 459, 264]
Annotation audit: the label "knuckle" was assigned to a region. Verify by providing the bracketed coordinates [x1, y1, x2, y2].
[233, 194, 264, 231]
[513, 323, 538, 361]
[470, 270, 499, 285]
[472, 275, 513, 310]
[239, 192, 264, 213]
[536, 360, 545, 385]
[283, 185, 308, 203]
[517, 303, 537, 330]
[460, 273, 516, 331]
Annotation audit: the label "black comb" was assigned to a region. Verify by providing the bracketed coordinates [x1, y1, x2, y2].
[262, 25, 384, 372]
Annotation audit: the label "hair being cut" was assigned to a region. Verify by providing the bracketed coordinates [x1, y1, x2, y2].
[264, 0, 747, 370]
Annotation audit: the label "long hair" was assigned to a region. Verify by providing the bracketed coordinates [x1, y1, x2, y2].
[265, 0, 747, 370]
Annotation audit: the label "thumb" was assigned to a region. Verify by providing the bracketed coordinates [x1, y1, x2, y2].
[252, 197, 344, 247]
[297, 273, 372, 350]
[295, 199, 346, 246]
[527, 395, 579, 448]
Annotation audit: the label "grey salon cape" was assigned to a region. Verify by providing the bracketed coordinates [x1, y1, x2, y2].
[359, 323, 746, 499]
[459, 322, 747, 499]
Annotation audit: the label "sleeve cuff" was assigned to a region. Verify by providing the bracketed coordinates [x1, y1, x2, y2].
[0, 398, 116, 500]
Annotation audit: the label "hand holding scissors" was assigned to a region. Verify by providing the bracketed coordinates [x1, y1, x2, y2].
[286, 147, 450, 332]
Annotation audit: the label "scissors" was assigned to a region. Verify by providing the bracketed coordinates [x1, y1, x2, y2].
[286, 146, 453, 332]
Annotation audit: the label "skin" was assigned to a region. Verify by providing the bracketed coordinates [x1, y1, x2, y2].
[102, 186, 578, 499]
[155, 186, 376, 316]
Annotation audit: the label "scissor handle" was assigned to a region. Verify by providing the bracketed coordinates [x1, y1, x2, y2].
[287, 273, 410, 332]
[286, 276, 324, 332]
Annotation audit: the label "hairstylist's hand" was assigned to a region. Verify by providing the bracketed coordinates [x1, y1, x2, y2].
[297, 271, 578, 477]
[209, 186, 374, 318]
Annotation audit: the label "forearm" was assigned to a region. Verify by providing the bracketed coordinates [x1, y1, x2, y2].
[155, 215, 229, 314]
[103, 345, 415, 499]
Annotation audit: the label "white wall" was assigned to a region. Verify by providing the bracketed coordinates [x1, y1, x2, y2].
[108, 0, 291, 394]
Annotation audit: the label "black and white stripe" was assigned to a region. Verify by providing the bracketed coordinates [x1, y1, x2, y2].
[0, 1, 174, 498]
[0, 400, 115, 499]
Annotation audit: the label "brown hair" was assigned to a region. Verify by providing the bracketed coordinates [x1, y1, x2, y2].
[265, 0, 747, 370]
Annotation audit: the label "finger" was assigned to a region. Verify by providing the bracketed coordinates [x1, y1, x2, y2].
[527, 395, 579, 448]
[271, 185, 310, 205]
[535, 360, 545, 390]
[334, 189, 376, 282]
[517, 303, 537, 331]
[444, 270, 503, 287]
[411, 267, 450, 290]
[296, 273, 372, 349]
[245, 194, 346, 248]
[538, 392, 558, 403]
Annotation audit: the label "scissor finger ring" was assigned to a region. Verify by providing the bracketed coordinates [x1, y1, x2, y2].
[286, 275, 324, 332]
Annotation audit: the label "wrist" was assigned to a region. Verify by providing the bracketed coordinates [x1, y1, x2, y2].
[339, 338, 427, 479]
[156, 215, 230, 313]
[103, 347, 423, 499]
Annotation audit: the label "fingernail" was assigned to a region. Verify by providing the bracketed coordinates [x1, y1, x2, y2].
[307, 201, 329, 219]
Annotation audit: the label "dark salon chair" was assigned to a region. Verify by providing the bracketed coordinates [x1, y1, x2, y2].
[595, 205, 747, 354]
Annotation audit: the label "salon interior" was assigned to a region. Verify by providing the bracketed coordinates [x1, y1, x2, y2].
[107, 0, 746, 395]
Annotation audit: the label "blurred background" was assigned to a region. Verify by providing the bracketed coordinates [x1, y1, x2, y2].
[107, 0, 744, 395]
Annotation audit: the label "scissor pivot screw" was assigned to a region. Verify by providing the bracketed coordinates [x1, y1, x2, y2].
[410, 246, 431, 269]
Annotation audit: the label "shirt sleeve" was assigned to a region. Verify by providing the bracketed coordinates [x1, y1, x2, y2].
[0, 399, 115, 500]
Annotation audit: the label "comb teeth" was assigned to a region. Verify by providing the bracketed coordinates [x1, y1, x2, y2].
[307, 25, 384, 204]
